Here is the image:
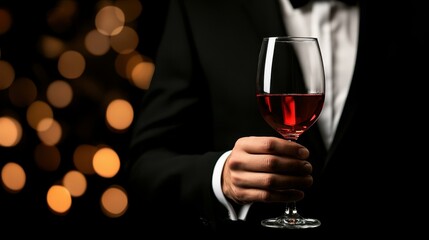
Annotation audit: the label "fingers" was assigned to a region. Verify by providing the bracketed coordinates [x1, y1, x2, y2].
[235, 136, 309, 159]
[229, 153, 312, 175]
[225, 169, 313, 204]
[231, 171, 313, 190]
[229, 186, 306, 204]
[223, 136, 315, 204]
[228, 136, 312, 175]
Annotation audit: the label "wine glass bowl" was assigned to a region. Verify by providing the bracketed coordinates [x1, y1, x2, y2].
[256, 36, 325, 229]
[256, 93, 324, 141]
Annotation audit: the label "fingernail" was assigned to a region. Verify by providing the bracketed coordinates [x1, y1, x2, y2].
[303, 162, 312, 173]
[298, 147, 309, 159]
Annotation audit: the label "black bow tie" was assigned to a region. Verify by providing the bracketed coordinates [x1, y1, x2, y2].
[289, 0, 358, 9]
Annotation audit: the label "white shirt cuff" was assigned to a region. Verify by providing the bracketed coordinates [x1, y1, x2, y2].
[212, 150, 252, 221]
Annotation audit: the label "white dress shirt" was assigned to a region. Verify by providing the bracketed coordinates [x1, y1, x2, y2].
[212, 0, 359, 221]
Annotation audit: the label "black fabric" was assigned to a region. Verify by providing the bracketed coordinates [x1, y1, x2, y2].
[289, 0, 358, 8]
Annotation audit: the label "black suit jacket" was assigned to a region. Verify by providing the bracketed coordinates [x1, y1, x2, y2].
[127, 0, 428, 237]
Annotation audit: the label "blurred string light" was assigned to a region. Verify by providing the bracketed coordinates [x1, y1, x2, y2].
[0, 60, 14, 89]
[101, 185, 128, 218]
[93, 147, 120, 178]
[106, 98, 134, 132]
[46, 185, 72, 215]
[1, 162, 26, 193]
[95, 5, 125, 36]
[46, 80, 73, 108]
[0, 8, 12, 34]
[62, 170, 87, 197]
[73, 144, 97, 175]
[85, 30, 110, 56]
[0, 116, 22, 147]
[0, 0, 155, 221]
[57, 50, 86, 79]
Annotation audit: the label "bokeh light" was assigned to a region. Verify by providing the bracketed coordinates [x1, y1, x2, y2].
[131, 60, 155, 90]
[62, 170, 87, 197]
[46, 0, 78, 34]
[93, 147, 120, 178]
[58, 50, 86, 79]
[95, 5, 125, 36]
[37, 118, 62, 146]
[1, 162, 26, 193]
[39, 35, 66, 59]
[73, 144, 97, 175]
[26, 101, 54, 130]
[114, 0, 142, 23]
[106, 98, 133, 131]
[0, 8, 12, 34]
[100, 185, 128, 218]
[46, 185, 72, 215]
[110, 26, 139, 54]
[84, 29, 111, 56]
[0, 60, 15, 90]
[46, 80, 73, 108]
[0, 116, 22, 147]
[114, 50, 143, 79]
[0, 0, 168, 225]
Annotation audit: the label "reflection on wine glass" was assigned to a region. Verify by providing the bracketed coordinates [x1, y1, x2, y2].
[256, 36, 325, 229]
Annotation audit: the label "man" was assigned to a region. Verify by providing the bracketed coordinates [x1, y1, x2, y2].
[126, 0, 427, 237]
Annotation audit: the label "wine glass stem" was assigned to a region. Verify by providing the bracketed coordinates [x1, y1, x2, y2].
[284, 201, 305, 222]
[285, 201, 297, 215]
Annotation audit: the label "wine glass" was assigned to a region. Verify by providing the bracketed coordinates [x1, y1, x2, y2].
[256, 36, 325, 229]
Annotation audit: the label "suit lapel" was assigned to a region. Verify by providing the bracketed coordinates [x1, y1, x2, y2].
[324, 1, 367, 165]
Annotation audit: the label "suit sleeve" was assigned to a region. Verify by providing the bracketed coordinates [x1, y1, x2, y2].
[125, 0, 230, 229]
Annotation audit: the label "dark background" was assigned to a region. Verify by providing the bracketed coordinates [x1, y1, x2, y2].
[0, 0, 170, 227]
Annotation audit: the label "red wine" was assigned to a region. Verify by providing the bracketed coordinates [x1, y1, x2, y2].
[257, 93, 324, 140]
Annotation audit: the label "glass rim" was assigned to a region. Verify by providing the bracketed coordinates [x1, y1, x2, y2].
[263, 36, 318, 42]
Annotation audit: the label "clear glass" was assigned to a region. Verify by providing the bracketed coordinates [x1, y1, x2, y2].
[256, 36, 325, 229]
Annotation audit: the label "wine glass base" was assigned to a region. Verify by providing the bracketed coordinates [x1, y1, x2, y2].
[261, 216, 321, 229]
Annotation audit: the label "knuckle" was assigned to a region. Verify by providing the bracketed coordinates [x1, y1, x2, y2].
[259, 191, 271, 202]
[261, 138, 276, 152]
[262, 174, 276, 188]
[263, 156, 278, 170]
